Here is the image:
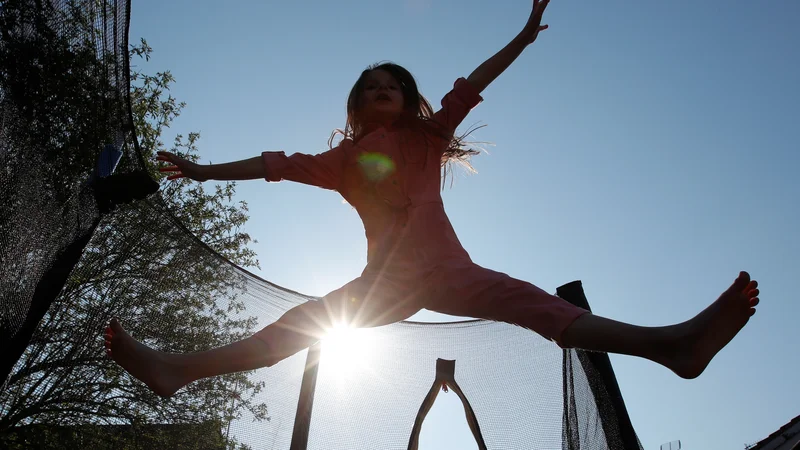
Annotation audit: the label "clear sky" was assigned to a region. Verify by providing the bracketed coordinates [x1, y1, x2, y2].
[129, 1, 799, 448]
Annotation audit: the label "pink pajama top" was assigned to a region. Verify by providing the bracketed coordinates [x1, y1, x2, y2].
[262, 78, 483, 276]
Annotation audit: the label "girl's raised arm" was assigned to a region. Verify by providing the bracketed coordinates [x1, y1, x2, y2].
[433, 0, 550, 135]
[466, 0, 550, 94]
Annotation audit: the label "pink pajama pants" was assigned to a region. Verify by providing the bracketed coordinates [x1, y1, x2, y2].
[254, 260, 588, 366]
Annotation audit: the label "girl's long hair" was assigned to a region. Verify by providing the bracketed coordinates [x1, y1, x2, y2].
[329, 62, 486, 188]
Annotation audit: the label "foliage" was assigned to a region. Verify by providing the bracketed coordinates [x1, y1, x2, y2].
[0, 1, 264, 448]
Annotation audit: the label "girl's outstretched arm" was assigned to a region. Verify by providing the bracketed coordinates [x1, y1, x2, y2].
[466, 0, 550, 94]
[157, 146, 347, 191]
[157, 152, 263, 182]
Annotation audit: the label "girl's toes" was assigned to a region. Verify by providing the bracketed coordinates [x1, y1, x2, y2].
[750, 297, 759, 307]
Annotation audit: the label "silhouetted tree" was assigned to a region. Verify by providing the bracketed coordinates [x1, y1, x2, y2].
[1, 2, 265, 448]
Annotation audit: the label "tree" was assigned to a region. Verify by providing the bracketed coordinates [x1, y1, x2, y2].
[0, 1, 267, 448]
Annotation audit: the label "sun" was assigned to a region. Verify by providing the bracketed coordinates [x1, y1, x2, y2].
[320, 323, 376, 379]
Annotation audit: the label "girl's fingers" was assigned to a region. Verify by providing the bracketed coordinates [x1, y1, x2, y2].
[156, 152, 184, 164]
[536, 0, 549, 17]
[159, 166, 180, 172]
[167, 174, 184, 180]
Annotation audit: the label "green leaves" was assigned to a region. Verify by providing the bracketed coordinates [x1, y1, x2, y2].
[1, 6, 264, 448]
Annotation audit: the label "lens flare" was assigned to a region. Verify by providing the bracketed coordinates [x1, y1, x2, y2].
[358, 152, 395, 182]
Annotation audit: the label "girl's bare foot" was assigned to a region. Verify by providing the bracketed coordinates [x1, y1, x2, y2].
[104, 318, 190, 397]
[663, 271, 760, 379]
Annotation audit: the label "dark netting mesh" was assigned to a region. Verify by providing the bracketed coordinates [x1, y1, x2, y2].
[0, 0, 644, 448]
[0, 0, 155, 387]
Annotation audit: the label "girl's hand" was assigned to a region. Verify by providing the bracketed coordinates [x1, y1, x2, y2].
[156, 151, 209, 182]
[522, 0, 550, 44]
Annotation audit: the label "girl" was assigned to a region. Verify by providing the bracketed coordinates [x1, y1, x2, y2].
[106, 0, 759, 398]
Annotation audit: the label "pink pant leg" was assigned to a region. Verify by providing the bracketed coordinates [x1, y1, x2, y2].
[425, 262, 589, 347]
[254, 269, 425, 366]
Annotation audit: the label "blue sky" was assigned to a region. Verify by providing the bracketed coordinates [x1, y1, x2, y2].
[130, 0, 799, 448]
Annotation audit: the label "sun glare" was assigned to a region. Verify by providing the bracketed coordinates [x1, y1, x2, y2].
[320, 323, 375, 379]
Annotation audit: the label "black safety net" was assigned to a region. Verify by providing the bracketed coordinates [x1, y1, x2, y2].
[0, 0, 643, 448]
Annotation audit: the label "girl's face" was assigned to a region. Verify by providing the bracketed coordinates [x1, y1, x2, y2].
[359, 69, 405, 121]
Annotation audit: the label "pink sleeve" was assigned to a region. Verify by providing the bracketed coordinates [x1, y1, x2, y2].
[432, 77, 483, 134]
[262, 144, 347, 191]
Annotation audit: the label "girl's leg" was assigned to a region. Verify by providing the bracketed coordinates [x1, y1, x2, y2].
[559, 271, 759, 378]
[105, 273, 423, 397]
[426, 263, 759, 379]
[104, 318, 287, 398]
